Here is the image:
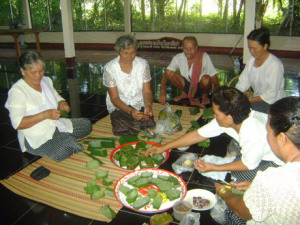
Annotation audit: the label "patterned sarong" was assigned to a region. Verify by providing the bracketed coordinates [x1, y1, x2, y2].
[188, 50, 204, 107]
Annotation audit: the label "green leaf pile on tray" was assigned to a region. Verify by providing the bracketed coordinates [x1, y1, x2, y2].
[101, 205, 116, 220]
[120, 171, 182, 210]
[189, 107, 200, 115]
[113, 141, 165, 170]
[144, 136, 163, 144]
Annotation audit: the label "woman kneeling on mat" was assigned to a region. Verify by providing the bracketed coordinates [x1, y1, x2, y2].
[215, 96, 300, 224]
[5, 51, 92, 162]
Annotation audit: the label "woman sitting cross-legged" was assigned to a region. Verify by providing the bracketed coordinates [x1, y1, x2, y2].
[215, 96, 300, 225]
[5, 51, 92, 162]
[103, 35, 155, 136]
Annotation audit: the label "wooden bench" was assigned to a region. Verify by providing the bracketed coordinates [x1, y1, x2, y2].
[0, 28, 46, 58]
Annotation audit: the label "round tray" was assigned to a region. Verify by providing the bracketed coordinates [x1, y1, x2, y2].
[114, 168, 187, 213]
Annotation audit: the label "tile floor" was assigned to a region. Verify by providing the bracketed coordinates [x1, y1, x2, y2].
[0, 48, 299, 225]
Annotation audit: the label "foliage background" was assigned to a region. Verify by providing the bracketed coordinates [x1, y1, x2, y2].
[0, 0, 299, 35]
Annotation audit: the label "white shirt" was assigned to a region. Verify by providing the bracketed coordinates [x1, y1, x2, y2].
[244, 162, 300, 225]
[103, 56, 151, 113]
[167, 52, 217, 82]
[5, 77, 72, 152]
[197, 110, 284, 169]
[236, 53, 286, 104]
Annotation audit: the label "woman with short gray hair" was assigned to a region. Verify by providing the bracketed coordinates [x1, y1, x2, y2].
[5, 51, 92, 162]
[103, 35, 155, 136]
[114, 35, 138, 53]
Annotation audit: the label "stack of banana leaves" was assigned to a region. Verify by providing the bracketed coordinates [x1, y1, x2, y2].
[84, 137, 116, 158]
[113, 141, 165, 170]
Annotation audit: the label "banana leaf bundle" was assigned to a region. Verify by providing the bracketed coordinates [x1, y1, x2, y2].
[197, 139, 210, 147]
[60, 110, 69, 118]
[87, 139, 115, 149]
[113, 141, 165, 170]
[202, 107, 214, 121]
[83, 136, 117, 145]
[118, 135, 139, 145]
[188, 120, 200, 132]
[189, 107, 200, 115]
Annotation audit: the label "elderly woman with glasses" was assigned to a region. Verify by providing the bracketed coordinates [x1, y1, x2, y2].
[103, 35, 155, 136]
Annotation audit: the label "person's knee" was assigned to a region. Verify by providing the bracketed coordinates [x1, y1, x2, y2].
[169, 73, 185, 89]
[85, 119, 93, 134]
[53, 143, 83, 162]
[80, 118, 93, 136]
[200, 75, 211, 86]
[53, 154, 68, 162]
[200, 75, 212, 93]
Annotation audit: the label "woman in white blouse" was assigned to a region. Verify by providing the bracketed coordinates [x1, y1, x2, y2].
[215, 96, 300, 225]
[103, 35, 155, 136]
[236, 28, 286, 113]
[5, 51, 92, 162]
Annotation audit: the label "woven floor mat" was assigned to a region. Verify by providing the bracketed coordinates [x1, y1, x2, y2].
[89, 103, 203, 144]
[0, 103, 202, 222]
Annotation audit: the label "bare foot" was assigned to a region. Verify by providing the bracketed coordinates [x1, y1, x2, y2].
[198, 103, 206, 109]
[201, 96, 211, 105]
[191, 102, 206, 108]
[174, 93, 188, 101]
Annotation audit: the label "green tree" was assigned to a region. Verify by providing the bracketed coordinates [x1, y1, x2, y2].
[141, 0, 147, 29]
[0, 0, 23, 27]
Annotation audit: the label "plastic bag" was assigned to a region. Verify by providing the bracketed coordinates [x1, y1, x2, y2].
[156, 103, 182, 135]
[179, 212, 200, 225]
[210, 194, 228, 225]
[226, 139, 241, 157]
[172, 153, 198, 174]
[200, 155, 235, 181]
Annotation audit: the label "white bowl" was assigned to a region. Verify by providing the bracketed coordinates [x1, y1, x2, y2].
[177, 146, 189, 151]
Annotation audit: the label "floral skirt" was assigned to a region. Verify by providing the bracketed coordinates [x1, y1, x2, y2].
[110, 108, 155, 136]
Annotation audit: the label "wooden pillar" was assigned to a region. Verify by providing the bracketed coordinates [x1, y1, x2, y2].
[60, 0, 75, 60]
[243, 0, 256, 63]
[12, 34, 21, 58]
[22, 0, 32, 29]
[60, 0, 81, 117]
[124, 0, 131, 35]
